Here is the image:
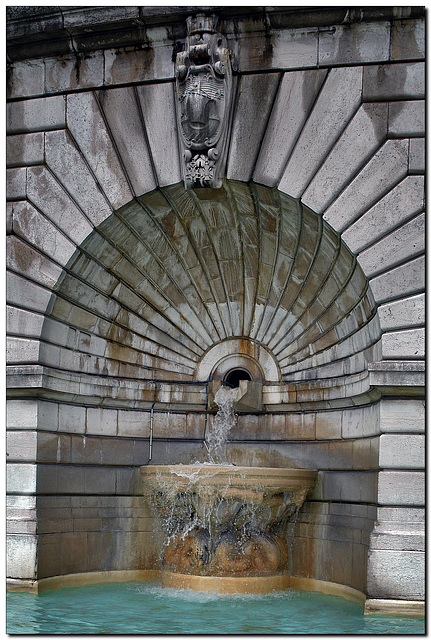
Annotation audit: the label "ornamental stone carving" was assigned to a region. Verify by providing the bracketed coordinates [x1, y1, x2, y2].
[174, 13, 234, 189]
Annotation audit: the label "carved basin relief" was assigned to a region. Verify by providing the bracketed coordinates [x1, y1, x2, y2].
[141, 465, 317, 578]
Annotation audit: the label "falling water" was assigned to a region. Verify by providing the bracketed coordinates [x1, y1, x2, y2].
[205, 385, 238, 464]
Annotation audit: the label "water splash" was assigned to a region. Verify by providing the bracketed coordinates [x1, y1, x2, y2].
[206, 385, 238, 464]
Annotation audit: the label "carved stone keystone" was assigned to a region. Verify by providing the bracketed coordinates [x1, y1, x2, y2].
[174, 13, 234, 189]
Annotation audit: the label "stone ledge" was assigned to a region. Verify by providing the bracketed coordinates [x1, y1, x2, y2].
[368, 361, 425, 396]
[364, 598, 425, 618]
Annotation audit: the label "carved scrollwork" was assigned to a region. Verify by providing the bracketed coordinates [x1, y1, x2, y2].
[174, 13, 234, 189]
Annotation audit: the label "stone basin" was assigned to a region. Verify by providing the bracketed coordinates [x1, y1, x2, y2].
[141, 465, 317, 583]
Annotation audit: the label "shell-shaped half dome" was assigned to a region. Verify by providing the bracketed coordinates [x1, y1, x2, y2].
[46, 181, 381, 383]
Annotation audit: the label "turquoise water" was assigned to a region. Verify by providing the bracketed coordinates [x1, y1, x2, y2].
[7, 582, 425, 635]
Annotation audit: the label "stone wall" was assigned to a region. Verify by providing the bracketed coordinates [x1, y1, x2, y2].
[7, 7, 424, 601]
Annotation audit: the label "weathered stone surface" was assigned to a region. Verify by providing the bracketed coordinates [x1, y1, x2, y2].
[379, 434, 424, 469]
[370, 255, 424, 304]
[369, 361, 425, 391]
[45, 129, 112, 226]
[227, 72, 281, 182]
[7, 59, 45, 99]
[7, 336, 40, 364]
[358, 212, 424, 278]
[342, 403, 379, 439]
[45, 51, 104, 93]
[6, 271, 52, 314]
[279, 66, 363, 197]
[26, 166, 93, 246]
[6, 167, 26, 200]
[7, 235, 62, 289]
[38, 400, 59, 431]
[302, 103, 388, 213]
[253, 69, 327, 186]
[367, 549, 424, 599]
[388, 100, 425, 137]
[380, 397, 425, 433]
[7, 399, 38, 429]
[104, 43, 173, 87]
[86, 407, 118, 436]
[323, 139, 409, 232]
[363, 62, 425, 100]
[311, 471, 378, 503]
[66, 92, 132, 209]
[136, 82, 181, 188]
[118, 410, 150, 438]
[7, 96, 66, 134]
[6, 132, 44, 167]
[378, 471, 424, 505]
[11, 201, 77, 267]
[391, 18, 425, 60]
[59, 404, 86, 434]
[409, 137, 425, 173]
[315, 411, 342, 440]
[341, 176, 424, 254]
[7, 463, 37, 494]
[381, 328, 425, 360]
[378, 293, 425, 331]
[7, 431, 38, 462]
[237, 27, 318, 72]
[97, 86, 157, 197]
[6, 535, 37, 579]
[319, 21, 391, 66]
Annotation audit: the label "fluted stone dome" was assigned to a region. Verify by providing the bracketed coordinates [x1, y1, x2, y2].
[45, 180, 380, 383]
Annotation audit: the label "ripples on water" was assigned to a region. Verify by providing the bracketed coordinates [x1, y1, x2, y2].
[7, 582, 425, 635]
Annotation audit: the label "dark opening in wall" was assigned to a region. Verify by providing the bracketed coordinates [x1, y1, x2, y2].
[224, 368, 252, 388]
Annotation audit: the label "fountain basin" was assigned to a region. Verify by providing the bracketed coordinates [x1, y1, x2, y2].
[141, 465, 317, 587]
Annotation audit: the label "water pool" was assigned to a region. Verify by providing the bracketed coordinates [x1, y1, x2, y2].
[7, 582, 425, 635]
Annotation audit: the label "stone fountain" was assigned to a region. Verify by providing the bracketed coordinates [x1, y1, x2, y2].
[141, 386, 317, 593]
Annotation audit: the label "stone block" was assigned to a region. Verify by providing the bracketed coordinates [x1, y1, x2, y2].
[324, 139, 409, 233]
[118, 410, 150, 437]
[286, 413, 315, 440]
[388, 100, 425, 137]
[378, 293, 424, 332]
[7, 235, 63, 289]
[7, 431, 37, 462]
[45, 129, 112, 227]
[391, 18, 425, 60]
[381, 328, 425, 359]
[6, 167, 26, 200]
[302, 103, 388, 213]
[342, 175, 424, 254]
[6, 132, 44, 167]
[409, 137, 425, 173]
[59, 404, 86, 434]
[379, 434, 424, 469]
[26, 165, 93, 246]
[358, 212, 424, 278]
[363, 62, 425, 100]
[238, 27, 318, 72]
[7, 95, 66, 134]
[7, 305, 44, 339]
[7, 463, 37, 494]
[136, 83, 181, 187]
[315, 411, 342, 440]
[6, 535, 37, 579]
[7, 336, 40, 364]
[253, 69, 327, 186]
[86, 407, 117, 436]
[7, 59, 45, 99]
[367, 549, 424, 599]
[153, 412, 186, 438]
[104, 43, 173, 86]
[378, 471, 424, 506]
[370, 255, 424, 304]
[66, 92, 132, 209]
[319, 21, 390, 65]
[45, 51, 104, 93]
[380, 397, 425, 433]
[227, 72, 281, 182]
[279, 66, 363, 198]
[12, 200, 77, 267]
[186, 413, 205, 439]
[7, 399, 38, 429]
[312, 471, 378, 503]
